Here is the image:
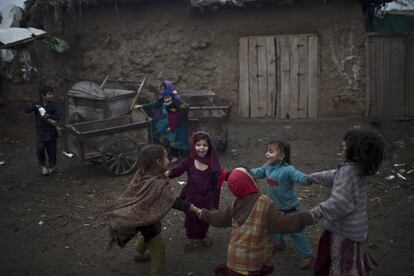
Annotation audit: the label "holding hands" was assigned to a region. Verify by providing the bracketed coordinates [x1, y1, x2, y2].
[133, 104, 143, 110]
[190, 204, 202, 218]
[309, 210, 322, 224]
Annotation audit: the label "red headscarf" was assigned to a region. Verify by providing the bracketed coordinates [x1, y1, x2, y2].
[227, 168, 259, 198]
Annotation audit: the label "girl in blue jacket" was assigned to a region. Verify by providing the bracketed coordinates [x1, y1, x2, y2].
[250, 140, 314, 270]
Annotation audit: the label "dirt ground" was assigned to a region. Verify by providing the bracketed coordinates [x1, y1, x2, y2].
[1, 104, 413, 276]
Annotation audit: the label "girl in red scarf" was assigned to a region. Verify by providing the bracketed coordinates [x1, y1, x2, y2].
[193, 168, 317, 276]
[167, 131, 227, 250]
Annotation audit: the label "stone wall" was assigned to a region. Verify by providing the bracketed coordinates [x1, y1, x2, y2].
[3, 0, 367, 117]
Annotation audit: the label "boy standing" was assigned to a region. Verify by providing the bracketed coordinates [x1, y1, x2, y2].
[24, 86, 60, 175]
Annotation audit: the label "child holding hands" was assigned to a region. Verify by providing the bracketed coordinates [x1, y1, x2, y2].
[192, 167, 317, 276]
[134, 88, 188, 162]
[250, 140, 314, 269]
[167, 131, 227, 250]
[105, 144, 197, 276]
[310, 128, 384, 276]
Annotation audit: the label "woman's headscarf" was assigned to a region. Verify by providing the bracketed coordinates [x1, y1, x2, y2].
[227, 168, 259, 198]
[191, 131, 221, 175]
[162, 89, 173, 98]
[161, 81, 175, 92]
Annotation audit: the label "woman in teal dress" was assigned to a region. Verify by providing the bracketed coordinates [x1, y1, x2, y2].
[135, 89, 189, 161]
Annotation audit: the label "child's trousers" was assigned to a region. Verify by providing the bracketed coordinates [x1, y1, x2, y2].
[36, 138, 57, 167]
[135, 234, 165, 276]
[275, 231, 313, 257]
[274, 208, 313, 258]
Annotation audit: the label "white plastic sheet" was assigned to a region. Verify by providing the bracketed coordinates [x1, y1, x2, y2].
[0, 27, 46, 47]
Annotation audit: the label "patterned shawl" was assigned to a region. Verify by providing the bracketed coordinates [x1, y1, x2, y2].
[105, 172, 177, 247]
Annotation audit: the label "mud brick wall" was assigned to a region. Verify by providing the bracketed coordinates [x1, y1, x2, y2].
[4, 0, 367, 117]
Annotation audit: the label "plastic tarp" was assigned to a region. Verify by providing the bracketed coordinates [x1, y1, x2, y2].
[0, 5, 22, 28]
[68, 81, 107, 100]
[370, 14, 414, 33]
[0, 27, 46, 47]
[69, 81, 136, 100]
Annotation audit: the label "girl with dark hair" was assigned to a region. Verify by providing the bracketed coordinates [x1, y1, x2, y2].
[134, 85, 189, 162]
[310, 128, 384, 276]
[166, 131, 228, 250]
[105, 144, 196, 276]
[250, 140, 314, 269]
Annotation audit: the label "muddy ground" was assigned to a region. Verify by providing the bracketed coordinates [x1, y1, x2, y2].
[1, 104, 413, 276]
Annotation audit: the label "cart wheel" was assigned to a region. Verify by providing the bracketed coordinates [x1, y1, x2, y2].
[103, 138, 139, 176]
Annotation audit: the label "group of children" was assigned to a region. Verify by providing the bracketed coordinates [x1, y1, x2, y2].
[25, 83, 385, 276]
[105, 121, 385, 276]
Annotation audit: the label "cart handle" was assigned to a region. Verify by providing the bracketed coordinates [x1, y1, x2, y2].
[100, 75, 109, 88]
[129, 77, 147, 112]
[188, 105, 231, 110]
[44, 118, 81, 135]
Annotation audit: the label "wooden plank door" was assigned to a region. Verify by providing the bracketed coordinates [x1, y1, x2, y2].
[239, 34, 319, 119]
[277, 34, 319, 119]
[239, 36, 277, 118]
[278, 36, 291, 119]
[238, 37, 250, 118]
[367, 35, 406, 117]
[406, 35, 414, 117]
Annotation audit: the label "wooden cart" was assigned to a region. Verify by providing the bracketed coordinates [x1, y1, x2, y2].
[58, 77, 151, 175]
[58, 110, 152, 175]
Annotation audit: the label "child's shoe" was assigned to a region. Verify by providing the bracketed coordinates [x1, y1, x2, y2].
[48, 167, 54, 174]
[41, 166, 48, 176]
[298, 256, 314, 270]
[134, 251, 150, 262]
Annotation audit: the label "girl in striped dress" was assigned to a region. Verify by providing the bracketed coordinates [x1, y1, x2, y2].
[310, 128, 384, 276]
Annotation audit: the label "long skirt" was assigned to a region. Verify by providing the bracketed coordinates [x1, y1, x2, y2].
[314, 230, 377, 276]
[154, 118, 188, 151]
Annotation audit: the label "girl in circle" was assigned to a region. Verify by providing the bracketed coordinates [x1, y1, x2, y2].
[167, 131, 227, 250]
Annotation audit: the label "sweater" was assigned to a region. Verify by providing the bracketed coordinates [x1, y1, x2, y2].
[250, 162, 310, 210]
[310, 162, 369, 242]
[201, 193, 314, 234]
[226, 194, 274, 273]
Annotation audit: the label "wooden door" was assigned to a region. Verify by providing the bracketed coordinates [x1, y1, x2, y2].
[366, 35, 406, 117]
[405, 35, 414, 117]
[239, 34, 319, 119]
